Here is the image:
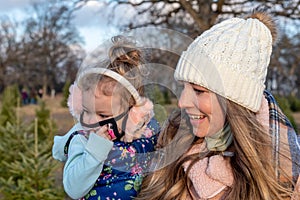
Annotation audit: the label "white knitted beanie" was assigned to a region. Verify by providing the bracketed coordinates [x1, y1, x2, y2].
[174, 12, 277, 112]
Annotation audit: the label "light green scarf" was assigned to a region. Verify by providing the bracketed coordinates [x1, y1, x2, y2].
[205, 122, 233, 151]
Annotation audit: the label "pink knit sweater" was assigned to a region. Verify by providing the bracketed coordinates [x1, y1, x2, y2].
[183, 143, 233, 199]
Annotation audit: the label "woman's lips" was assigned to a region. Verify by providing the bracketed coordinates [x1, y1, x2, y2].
[188, 114, 206, 126]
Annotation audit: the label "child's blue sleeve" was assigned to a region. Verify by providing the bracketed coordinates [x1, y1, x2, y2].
[52, 123, 83, 162]
[63, 132, 113, 199]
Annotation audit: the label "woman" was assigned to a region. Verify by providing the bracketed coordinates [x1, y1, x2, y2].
[137, 11, 300, 200]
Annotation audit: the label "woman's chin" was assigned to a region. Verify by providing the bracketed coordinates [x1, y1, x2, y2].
[192, 129, 207, 138]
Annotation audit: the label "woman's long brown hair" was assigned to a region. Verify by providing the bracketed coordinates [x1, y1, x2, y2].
[137, 100, 294, 200]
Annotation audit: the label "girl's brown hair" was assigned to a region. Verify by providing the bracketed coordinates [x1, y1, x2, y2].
[79, 35, 148, 108]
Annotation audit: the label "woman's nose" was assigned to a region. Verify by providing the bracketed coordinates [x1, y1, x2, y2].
[178, 87, 193, 109]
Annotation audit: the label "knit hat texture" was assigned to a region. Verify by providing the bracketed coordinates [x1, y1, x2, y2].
[174, 12, 276, 112]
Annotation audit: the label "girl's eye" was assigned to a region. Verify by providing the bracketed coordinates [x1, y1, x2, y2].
[98, 114, 110, 118]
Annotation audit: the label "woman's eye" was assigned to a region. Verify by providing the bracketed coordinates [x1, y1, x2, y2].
[193, 88, 205, 94]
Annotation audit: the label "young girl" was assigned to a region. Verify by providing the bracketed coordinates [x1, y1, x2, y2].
[137, 11, 300, 200]
[52, 36, 160, 200]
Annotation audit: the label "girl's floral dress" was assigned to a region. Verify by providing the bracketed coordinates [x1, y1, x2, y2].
[82, 118, 160, 200]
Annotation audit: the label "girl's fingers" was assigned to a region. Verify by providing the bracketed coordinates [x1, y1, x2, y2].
[123, 126, 144, 143]
[123, 134, 134, 143]
[95, 125, 111, 140]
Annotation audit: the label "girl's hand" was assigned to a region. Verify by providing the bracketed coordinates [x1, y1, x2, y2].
[122, 125, 146, 143]
[95, 125, 112, 141]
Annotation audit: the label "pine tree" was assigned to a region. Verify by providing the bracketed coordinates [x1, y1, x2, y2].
[0, 84, 20, 125]
[0, 88, 65, 200]
[145, 85, 168, 124]
[163, 90, 172, 104]
[146, 84, 165, 105]
[0, 121, 64, 200]
[0, 123, 33, 180]
[61, 80, 71, 108]
[35, 100, 57, 140]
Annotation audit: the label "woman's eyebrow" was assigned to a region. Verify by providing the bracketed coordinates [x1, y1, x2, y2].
[190, 83, 208, 90]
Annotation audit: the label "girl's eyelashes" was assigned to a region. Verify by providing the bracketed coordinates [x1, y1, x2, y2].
[83, 109, 111, 119]
[98, 114, 111, 118]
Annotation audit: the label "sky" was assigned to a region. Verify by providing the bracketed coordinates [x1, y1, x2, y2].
[0, 0, 120, 52]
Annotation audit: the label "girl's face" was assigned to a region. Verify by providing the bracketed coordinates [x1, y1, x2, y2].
[81, 81, 125, 133]
[178, 82, 226, 138]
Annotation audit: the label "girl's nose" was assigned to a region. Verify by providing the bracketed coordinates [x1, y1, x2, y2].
[84, 113, 98, 125]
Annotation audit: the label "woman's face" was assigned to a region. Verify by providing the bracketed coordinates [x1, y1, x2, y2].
[178, 82, 226, 138]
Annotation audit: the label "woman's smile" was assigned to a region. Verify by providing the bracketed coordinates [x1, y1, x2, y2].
[187, 113, 206, 126]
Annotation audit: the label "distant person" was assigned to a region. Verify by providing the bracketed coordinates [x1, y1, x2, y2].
[52, 36, 160, 200]
[137, 11, 300, 200]
[21, 88, 29, 105]
[29, 89, 37, 104]
[38, 88, 43, 99]
[51, 89, 55, 99]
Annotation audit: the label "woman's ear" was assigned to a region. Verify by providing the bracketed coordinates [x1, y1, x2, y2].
[255, 96, 269, 132]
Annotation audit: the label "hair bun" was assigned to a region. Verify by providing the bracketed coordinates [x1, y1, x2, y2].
[109, 35, 144, 70]
[245, 11, 278, 45]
